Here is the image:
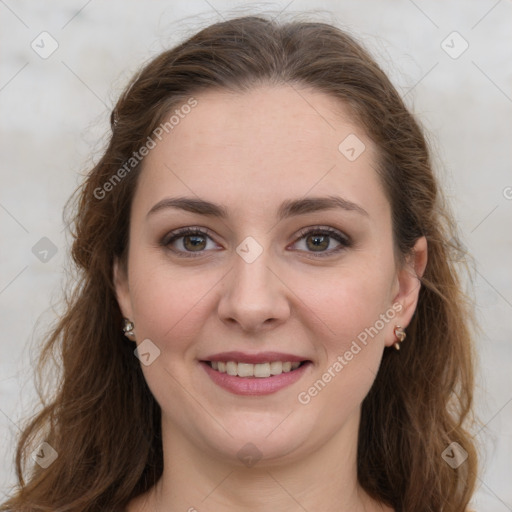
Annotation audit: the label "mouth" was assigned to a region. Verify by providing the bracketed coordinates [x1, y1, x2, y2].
[203, 360, 307, 378]
[199, 353, 312, 396]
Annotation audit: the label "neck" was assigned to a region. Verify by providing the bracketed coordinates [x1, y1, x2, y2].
[135, 408, 392, 512]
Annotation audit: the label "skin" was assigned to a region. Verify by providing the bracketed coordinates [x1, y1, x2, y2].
[115, 84, 428, 512]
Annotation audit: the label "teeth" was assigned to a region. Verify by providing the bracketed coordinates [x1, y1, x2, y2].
[254, 363, 271, 378]
[237, 363, 254, 377]
[226, 361, 237, 376]
[270, 361, 282, 375]
[209, 360, 303, 377]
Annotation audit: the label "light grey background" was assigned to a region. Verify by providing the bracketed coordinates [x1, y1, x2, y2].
[1, 1, 511, 510]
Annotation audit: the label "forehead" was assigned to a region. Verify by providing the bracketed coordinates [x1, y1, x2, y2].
[134, 84, 388, 223]
[165, 85, 368, 161]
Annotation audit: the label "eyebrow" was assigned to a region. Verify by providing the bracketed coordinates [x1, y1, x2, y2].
[147, 195, 368, 221]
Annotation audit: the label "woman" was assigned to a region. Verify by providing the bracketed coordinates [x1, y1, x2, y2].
[1, 14, 479, 512]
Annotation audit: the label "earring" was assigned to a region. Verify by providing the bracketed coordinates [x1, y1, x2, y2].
[122, 318, 136, 341]
[393, 325, 406, 350]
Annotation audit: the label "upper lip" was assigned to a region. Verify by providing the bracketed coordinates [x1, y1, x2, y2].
[202, 351, 309, 364]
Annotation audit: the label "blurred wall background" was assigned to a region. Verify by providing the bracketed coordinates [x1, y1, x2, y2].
[1, 1, 511, 509]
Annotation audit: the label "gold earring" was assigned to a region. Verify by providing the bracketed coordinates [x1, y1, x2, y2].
[122, 318, 136, 342]
[393, 325, 406, 350]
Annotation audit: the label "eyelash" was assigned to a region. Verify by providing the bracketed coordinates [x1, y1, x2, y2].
[160, 226, 351, 259]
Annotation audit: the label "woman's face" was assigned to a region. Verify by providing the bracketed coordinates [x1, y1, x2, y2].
[114, 85, 426, 466]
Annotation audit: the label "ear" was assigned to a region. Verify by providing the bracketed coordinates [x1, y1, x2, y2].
[385, 236, 428, 348]
[113, 256, 133, 320]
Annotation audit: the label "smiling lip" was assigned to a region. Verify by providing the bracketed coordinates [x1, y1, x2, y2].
[200, 351, 312, 396]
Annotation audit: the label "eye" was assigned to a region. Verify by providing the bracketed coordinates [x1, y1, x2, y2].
[160, 225, 351, 258]
[290, 226, 351, 257]
[160, 227, 219, 257]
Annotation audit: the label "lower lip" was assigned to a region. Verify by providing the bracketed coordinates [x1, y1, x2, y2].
[200, 361, 311, 396]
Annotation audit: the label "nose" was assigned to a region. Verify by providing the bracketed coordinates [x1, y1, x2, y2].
[217, 246, 291, 333]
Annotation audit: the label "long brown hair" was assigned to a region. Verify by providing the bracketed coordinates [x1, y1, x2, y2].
[1, 14, 480, 512]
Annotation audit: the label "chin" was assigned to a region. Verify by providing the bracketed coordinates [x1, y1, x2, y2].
[200, 412, 319, 466]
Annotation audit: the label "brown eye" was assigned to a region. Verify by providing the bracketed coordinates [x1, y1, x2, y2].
[305, 233, 330, 251]
[292, 227, 351, 257]
[161, 227, 218, 257]
[181, 234, 207, 251]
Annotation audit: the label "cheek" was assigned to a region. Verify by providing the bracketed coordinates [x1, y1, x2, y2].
[304, 264, 394, 350]
[128, 257, 220, 353]
[298, 273, 392, 413]
[287, 268, 394, 434]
